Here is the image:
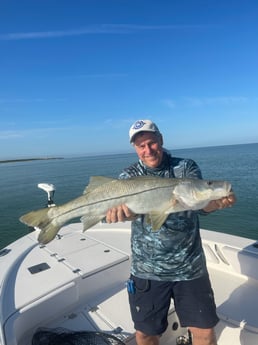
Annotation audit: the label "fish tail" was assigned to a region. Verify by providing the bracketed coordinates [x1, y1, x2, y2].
[20, 208, 61, 244]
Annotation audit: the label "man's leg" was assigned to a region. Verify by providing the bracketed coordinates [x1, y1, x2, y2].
[188, 327, 217, 345]
[135, 327, 217, 345]
[135, 330, 159, 345]
[173, 274, 219, 345]
[128, 277, 172, 345]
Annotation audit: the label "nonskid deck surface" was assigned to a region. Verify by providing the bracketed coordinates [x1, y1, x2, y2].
[1, 222, 258, 345]
[31, 279, 258, 345]
[41, 287, 187, 345]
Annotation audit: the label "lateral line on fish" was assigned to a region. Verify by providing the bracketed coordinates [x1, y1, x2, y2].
[55, 184, 173, 217]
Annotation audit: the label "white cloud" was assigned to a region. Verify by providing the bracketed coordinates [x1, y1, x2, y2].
[0, 98, 66, 104]
[0, 130, 23, 139]
[0, 98, 45, 104]
[162, 99, 176, 109]
[0, 24, 203, 41]
[184, 96, 248, 107]
[0, 126, 68, 140]
[67, 73, 128, 79]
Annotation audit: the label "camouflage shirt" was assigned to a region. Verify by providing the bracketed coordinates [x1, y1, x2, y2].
[119, 151, 208, 281]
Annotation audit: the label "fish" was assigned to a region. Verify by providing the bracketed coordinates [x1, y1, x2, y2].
[20, 175, 232, 244]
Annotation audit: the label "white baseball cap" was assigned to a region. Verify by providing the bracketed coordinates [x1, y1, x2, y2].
[129, 120, 161, 143]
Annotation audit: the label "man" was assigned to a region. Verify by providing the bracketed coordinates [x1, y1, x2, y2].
[106, 120, 236, 345]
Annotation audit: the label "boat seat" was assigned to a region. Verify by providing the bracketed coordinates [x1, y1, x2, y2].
[209, 269, 258, 334]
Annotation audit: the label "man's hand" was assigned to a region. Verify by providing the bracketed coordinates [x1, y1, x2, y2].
[106, 204, 137, 223]
[202, 193, 236, 213]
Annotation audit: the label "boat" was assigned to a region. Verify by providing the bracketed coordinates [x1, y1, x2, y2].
[0, 184, 258, 345]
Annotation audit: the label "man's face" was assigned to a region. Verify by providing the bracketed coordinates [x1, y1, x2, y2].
[133, 132, 163, 168]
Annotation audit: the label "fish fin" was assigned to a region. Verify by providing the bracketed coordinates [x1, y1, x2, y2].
[81, 215, 103, 231]
[146, 199, 189, 230]
[145, 214, 151, 225]
[37, 225, 61, 244]
[164, 199, 188, 213]
[145, 212, 169, 231]
[83, 176, 116, 194]
[20, 208, 61, 244]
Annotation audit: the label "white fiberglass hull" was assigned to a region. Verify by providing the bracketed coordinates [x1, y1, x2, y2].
[0, 222, 258, 345]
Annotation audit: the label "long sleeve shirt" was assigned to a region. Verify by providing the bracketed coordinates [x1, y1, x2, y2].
[119, 151, 208, 281]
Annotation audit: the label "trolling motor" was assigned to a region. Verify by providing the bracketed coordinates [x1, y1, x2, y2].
[25, 183, 56, 235]
[37, 183, 56, 207]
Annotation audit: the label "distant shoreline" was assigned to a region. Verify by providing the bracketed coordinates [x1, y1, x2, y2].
[0, 157, 64, 164]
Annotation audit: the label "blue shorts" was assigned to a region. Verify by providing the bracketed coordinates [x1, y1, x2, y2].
[127, 274, 219, 335]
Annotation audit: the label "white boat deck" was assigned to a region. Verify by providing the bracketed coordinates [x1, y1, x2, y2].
[1, 222, 258, 345]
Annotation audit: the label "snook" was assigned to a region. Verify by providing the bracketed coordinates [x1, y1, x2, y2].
[20, 175, 232, 244]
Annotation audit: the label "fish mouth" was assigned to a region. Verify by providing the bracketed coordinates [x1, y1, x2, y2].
[225, 182, 232, 195]
[213, 181, 232, 196]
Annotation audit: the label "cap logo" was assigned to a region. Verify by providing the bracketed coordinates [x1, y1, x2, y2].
[133, 120, 146, 130]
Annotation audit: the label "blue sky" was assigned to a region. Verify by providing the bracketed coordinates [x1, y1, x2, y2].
[0, 0, 257, 159]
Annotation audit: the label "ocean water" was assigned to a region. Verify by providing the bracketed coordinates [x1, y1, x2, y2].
[0, 143, 257, 250]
